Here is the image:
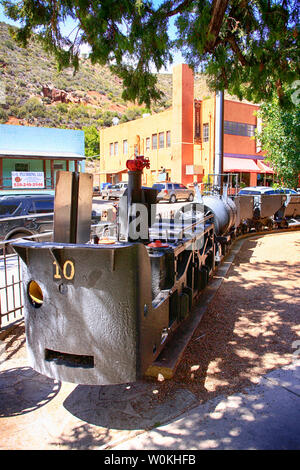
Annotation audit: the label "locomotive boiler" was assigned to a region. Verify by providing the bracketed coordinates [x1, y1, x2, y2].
[12, 157, 291, 386]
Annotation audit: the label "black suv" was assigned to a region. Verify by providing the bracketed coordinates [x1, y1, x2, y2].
[0, 194, 54, 244]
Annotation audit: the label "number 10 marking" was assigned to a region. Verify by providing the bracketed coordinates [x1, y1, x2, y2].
[53, 260, 75, 281]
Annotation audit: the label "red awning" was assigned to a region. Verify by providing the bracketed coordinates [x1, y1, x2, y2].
[224, 157, 261, 173]
[257, 160, 274, 174]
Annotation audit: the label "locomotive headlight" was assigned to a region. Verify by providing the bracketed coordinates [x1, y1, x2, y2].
[28, 280, 43, 308]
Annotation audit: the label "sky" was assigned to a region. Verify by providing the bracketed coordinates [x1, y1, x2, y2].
[0, 3, 184, 73]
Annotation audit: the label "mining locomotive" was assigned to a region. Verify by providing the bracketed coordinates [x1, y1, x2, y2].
[12, 156, 296, 386]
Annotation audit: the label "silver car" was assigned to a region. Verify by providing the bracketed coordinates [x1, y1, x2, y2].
[102, 182, 128, 200]
[153, 182, 195, 203]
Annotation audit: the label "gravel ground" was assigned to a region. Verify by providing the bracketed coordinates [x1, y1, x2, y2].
[1, 231, 300, 409]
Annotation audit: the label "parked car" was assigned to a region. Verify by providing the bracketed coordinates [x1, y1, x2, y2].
[277, 188, 298, 194]
[152, 182, 195, 203]
[0, 194, 109, 250]
[238, 186, 282, 195]
[0, 194, 55, 248]
[101, 182, 128, 200]
[93, 185, 101, 196]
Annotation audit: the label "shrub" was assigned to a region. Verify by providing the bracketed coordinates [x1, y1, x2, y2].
[0, 107, 8, 123]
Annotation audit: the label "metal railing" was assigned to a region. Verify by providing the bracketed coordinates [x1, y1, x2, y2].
[0, 231, 53, 330]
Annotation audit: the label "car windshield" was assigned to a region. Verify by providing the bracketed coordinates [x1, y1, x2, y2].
[239, 190, 261, 195]
[0, 202, 21, 216]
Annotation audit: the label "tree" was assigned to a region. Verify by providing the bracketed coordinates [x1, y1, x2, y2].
[1, 0, 299, 107]
[83, 126, 100, 160]
[257, 92, 300, 188]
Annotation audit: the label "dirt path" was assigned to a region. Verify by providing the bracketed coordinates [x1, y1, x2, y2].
[150, 231, 300, 403]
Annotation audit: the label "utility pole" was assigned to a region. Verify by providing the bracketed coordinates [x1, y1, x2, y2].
[214, 90, 224, 193]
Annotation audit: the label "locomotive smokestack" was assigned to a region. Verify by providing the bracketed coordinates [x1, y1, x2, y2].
[214, 90, 224, 192]
[118, 156, 152, 242]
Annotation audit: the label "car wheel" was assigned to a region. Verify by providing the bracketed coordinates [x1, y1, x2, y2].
[5, 232, 30, 255]
[187, 193, 194, 202]
[169, 194, 176, 204]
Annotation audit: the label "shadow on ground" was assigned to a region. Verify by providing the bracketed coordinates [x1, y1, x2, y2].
[0, 366, 60, 417]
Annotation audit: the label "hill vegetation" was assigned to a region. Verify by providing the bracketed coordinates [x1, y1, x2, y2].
[0, 21, 246, 161]
[0, 21, 174, 130]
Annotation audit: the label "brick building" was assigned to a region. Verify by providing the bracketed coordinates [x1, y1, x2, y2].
[99, 64, 273, 187]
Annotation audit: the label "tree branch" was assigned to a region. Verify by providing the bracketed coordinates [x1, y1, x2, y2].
[226, 32, 249, 66]
[204, 0, 229, 52]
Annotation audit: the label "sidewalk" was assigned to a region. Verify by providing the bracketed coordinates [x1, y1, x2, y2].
[113, 363, 300, 450]
[0, 231, 299, 450]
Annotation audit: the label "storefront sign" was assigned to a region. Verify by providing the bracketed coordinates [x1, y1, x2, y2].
[12, 171, 45, 189]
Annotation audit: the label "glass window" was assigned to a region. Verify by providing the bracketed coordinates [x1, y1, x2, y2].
[33, 199, 54, 213]
[114, 142, 118, 155]
[0, 202, 21, 216]
[159, 132, 164, 149]
[123, 140, 128, 155]
[166, 131, 171, 147]
[152, 134, 157, 150]
[53, 163, 64, 170]
[109, 143, 114, 156]
[146, 137, 150, 151]
[15, 163, 29, 172]
[203, 123, 209, 142]
[224, 121, 256, 137]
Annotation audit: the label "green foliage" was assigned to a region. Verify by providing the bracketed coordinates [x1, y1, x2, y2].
[119, 106, 149, 123]
[257, 93, 300, 188]
[0, 106, 8, 123]
[0, 21, 170, 129]
[83, 126, 100, 160]
[1, 0, 299, 108]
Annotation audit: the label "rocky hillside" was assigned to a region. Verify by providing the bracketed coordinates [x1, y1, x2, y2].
[0, 22, 174, 130]
[0, 21, 244, 133]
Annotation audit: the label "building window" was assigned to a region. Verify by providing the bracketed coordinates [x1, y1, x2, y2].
[114, 142, 118, 155]
[166, 131, 171, 147]
[53, 163, 64, 170]
[203, 123, 209, 142]
[109, 143, 114, 156]
[159, 132, 164, 149]
[146, 137, 150, 151]
[15, 163, 29, 171]
[152, 134, 157, 150]
[123, 140, 128, 155]
[224, 121, 256, 137]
